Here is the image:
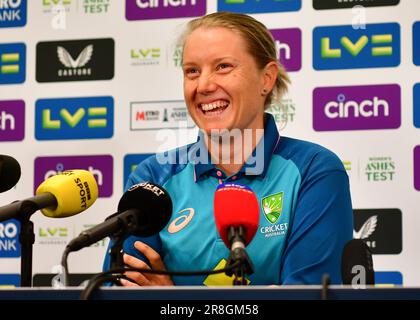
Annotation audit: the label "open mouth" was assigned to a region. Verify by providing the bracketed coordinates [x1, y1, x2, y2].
[199, 100, 230, 116]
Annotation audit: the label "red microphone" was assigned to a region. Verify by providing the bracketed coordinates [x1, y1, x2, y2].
[213, 183, 260, 284]
[214, 183, 260, 248]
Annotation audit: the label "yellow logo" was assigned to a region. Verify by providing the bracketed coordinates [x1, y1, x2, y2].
[203, 259, 251, 286]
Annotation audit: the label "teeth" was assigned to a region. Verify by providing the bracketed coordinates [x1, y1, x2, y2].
[200, 100, 229, 111]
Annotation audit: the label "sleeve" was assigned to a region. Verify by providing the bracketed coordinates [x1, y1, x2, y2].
[279, 152, 353, 285]
[102, 156, 163, 272]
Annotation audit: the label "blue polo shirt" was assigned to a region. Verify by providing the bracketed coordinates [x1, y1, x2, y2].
[103, 113, 353, 285]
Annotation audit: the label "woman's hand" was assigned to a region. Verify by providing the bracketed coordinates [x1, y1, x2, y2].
[121, 241, 174, 286]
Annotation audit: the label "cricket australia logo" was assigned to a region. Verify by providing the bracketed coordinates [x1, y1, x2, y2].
[57, 45, 93, 77]
[262, 192, 283, 224]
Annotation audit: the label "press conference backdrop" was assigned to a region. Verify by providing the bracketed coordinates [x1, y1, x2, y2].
[0, 1, 419, 286]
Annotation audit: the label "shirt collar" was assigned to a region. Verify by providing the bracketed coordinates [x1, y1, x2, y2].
[193, 112, 280, 182]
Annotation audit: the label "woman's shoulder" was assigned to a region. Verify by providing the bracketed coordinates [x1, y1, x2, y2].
[275, 136, 346, 174]
[127, 143, 195, 188]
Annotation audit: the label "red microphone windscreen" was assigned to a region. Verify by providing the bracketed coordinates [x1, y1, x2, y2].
[214, 183, 260, 248]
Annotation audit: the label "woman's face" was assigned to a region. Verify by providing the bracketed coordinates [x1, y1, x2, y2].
[182, 26, 270, 135]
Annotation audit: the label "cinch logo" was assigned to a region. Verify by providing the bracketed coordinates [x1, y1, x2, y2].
[36, 38, 114, 83]
[35, 96, 113, 140]
[123, 153, 153, 189]
[374, 271, 403, 286]
[130, 48, 161, 66]
[126, 0, 206, 20]
[0, 220, 20, 258]
[313, 84, 401, 131]
[313, 23, 400, 70]
[313, 0, 400, 10]
[0, 0, 27, 28]
[0, 274, 20, 287]
[270, 28, 301, 72]
[353, 208, 402, 254]
[414, 146, 420, 191]
[0, 43, 25, 84]
[414, 84, 420, 128]
[364, 156, 395, 182]
[34, 155, 113, 197]
[0, 100, 24, 141]
[130, 100, 195, 130]
[218, 0, 301, 14]
[267, 98, 296, 131]
[414, 22, 420, 66]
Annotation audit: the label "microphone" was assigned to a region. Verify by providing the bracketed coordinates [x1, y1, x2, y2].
[213, 183, 260, 284]
[66, 181, 173, 253]
[0, 169, 98, 222]
[0, 169, 98, 287]
[214, 183, 259, 248]
[0, 155, 21, 193]
[341, 239, 375, 286]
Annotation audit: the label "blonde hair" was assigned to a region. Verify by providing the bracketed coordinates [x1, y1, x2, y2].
[179, 11, 290, 108]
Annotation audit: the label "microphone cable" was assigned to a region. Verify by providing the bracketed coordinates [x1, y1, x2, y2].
[80, 261, 241, 300]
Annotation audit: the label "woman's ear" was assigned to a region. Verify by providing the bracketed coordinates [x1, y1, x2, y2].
[261, 61, 279, 95]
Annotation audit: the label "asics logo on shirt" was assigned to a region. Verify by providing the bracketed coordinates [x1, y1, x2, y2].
[167, 208, 195, 234]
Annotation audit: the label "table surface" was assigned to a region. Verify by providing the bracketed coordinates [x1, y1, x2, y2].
[0, 285, 419, 300]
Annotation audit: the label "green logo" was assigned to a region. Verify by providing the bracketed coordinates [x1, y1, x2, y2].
[262, 192, 283, 224]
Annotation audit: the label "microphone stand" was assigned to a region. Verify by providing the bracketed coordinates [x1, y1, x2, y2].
[19, 215, 35, 287]
[224, 226, 254, 285]
[321, 273, 330, 300]
[109, 235, 124, 271]
[0, 194, 57, 287]
[106, 209, 144, 277]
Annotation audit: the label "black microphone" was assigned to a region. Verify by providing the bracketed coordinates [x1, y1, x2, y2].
[341, 239, 375, 285]
[0, 155, 21, 193]
[66, 182, 173, 252]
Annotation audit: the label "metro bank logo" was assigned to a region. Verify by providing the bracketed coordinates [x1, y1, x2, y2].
[0, 220, 20, 258]
[0, 0, 27, 28]
[126, 0, 206, 20]
[313, 84, 401, 131]
[34, 155, 113, 197]
[218, 0, 301, 13]
[313, 23, 400, 70]
[35, 96, 113, 140]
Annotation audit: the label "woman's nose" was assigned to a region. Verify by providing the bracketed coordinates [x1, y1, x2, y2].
[197, 72, 217, 94]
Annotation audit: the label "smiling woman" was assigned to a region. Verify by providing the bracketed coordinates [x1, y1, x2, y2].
[181, 12, 290, 136]
[104, 12, 353, 287]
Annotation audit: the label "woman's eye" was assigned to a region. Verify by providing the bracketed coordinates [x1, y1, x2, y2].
[217, 63, 231, 70]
